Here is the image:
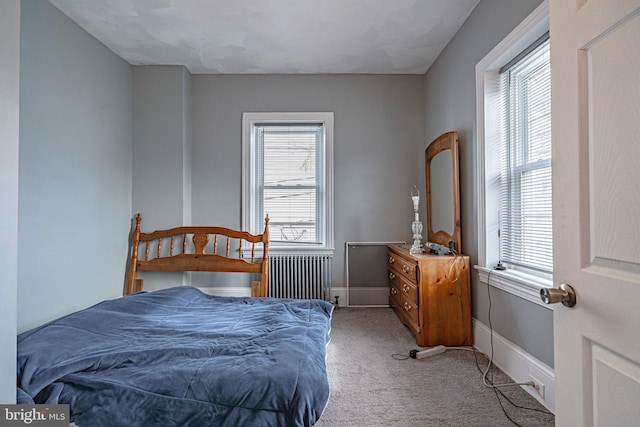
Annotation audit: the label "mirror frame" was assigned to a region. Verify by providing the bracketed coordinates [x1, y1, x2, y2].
[425, 131, 461, 253]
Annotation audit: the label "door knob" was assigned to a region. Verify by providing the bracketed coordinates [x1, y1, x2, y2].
[540, 283, 576, 307]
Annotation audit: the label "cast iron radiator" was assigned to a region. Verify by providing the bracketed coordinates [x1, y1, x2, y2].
[269, 254, 332, 300]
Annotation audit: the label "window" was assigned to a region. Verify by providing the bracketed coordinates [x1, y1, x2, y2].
[242, 112, 334, 252]
[476, 1, 552, 305]
[499, 36, 552, 275]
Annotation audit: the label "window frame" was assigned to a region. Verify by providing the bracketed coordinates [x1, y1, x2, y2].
[242, 112, 334, 254]
[475, 0, 553, 308]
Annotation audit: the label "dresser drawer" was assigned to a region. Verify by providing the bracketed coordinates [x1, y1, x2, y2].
[389, 272, 418, 305]
[399, 296, 418, 325]
[395, 294, 419, 331]
[390, 289, 420, 333]
[388, 251, 417, 283]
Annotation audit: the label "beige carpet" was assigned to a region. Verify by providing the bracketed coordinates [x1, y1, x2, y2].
[315, 307, 554, 427]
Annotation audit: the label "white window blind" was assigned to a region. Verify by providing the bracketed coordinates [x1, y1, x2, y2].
[498, 36, 552, 274]
[254, 123, 324, 244]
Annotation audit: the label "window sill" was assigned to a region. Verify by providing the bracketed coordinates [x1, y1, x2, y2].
[242, 245, 334, 257]
[474, 265, 553, 310]
[269, 246, 334, 255]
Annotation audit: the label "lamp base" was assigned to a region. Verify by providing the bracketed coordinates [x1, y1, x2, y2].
[410, 242, 423, 255]
[410, 220, 423, 254]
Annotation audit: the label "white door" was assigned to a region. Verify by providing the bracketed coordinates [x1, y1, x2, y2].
[550, 0, 640, 425]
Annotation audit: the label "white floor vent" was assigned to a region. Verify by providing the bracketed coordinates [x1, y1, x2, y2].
[346, 242, 404, 307]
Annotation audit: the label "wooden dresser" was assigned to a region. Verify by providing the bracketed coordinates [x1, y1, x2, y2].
[388, 244, 472, 347]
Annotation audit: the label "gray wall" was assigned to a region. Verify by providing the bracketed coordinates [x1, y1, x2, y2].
[132, 65, 192, 290]
[133, 66, 192, 229]
[423, 0, 553, 366]
[190, 75, 425, 288]
[0, 0, 20, 404]
[18, 0, 133, 332]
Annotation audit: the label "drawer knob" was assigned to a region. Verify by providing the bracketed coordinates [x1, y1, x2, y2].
[402, 284, 409, 293]
[403, 301, 411, 312]
[389, 256, 395, 264]
[389, 272, 396, 280]
[402, 265, 409, 273]
[391, 288, 397, 295]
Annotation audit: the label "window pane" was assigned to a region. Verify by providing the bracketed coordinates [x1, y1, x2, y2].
[264, 187, 317, 243]
[500, 37, 552, 274]
[263, 128, 317, 187]
[255, 123, 324, 245]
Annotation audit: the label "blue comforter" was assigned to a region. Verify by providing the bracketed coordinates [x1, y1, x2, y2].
[17, 286, 333, 426]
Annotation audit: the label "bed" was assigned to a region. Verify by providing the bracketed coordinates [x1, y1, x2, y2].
[17, 215, 334, 427]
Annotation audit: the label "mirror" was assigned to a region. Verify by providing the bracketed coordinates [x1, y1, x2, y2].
[425, 131, 461, 253]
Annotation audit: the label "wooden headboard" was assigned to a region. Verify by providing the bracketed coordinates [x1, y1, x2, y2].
[125, 214, 269, 297]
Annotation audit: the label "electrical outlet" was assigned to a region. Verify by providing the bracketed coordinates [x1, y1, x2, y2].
[528, 375, 545, 399]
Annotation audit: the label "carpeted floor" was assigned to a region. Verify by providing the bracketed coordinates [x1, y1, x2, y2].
[315, 307, 554, 427]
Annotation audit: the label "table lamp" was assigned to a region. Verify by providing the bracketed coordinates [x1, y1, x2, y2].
[410, 186, 423, 254]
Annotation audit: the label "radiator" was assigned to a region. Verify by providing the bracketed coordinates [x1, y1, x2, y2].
[269, 254, 332, 300]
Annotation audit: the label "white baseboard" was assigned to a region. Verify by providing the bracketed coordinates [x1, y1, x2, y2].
[197, 286, 345, 304]
[347, 286, 390, 307]
[196, 287, 252, 297]
[473, 319, 555, 412]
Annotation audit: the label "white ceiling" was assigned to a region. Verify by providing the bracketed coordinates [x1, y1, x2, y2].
[48, 0, 479, 74]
